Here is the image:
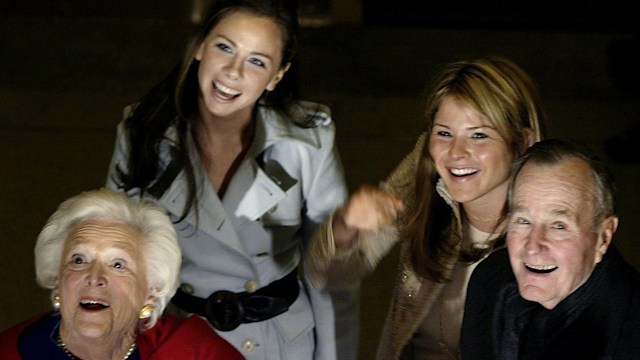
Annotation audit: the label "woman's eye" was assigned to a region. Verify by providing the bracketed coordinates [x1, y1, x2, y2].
[215, 43, 232, 53]
[113, 260, 126, 270]
[472, 132, 488, 139]
[248, 58, 266, 68]
[71, 255, 84, 264]
[552, 222, 566, 230]
[514, 217, 530, 225]
[436, 130, 451, 137]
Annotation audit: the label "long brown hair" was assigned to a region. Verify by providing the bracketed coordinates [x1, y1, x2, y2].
[113, 0, 300, 221]
[404, 56, 547, 282]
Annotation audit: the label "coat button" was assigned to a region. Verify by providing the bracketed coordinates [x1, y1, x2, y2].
[244, 280, 259, 293]
[180, 283, 194, 294]
[241, 340, 256, 352]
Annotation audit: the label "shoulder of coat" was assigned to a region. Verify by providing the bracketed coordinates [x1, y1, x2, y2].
[289, 100, 333, 128]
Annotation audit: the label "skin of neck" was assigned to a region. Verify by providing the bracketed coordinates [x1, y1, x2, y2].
[197, 94, 255, 133]
[60, 322, 137, 360]
[461, 186, 507, 233]
[196, 104, 257, 151]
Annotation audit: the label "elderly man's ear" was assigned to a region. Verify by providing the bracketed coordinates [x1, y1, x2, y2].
[595, 215, 619, 263]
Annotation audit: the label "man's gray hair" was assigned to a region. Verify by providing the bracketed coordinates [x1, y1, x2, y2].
[508, 138, 617, 229]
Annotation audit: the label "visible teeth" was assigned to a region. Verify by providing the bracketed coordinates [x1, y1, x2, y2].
[450, 168, 478, 176]
[525, 263, 556, 270]
[214, 81, 240, 96]
[524, 263, 558, 274]
[80, 299, 109, 307]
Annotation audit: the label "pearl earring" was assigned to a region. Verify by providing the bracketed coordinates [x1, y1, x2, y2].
[53, 293, 61, 311]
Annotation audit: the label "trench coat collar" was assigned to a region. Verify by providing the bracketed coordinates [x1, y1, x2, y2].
[156, 104, 323, 255]
[253, 102, 328, 151]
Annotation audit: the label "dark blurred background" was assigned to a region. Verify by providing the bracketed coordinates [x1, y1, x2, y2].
[2, 1, 639, 359]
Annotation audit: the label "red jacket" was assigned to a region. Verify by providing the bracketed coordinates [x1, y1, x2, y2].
[0, 312, 244, 359]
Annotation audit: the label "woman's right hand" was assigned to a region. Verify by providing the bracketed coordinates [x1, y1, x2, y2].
[332, 185, 404, 247]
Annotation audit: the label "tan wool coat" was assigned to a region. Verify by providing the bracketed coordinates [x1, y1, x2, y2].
[306, 133, 469, 359]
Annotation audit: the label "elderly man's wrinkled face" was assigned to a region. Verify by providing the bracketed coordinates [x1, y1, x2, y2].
[506, 158, 617, 309]
[58, 220, 151, 341]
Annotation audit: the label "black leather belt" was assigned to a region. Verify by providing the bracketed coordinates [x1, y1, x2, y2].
[172, 269, 299, 331]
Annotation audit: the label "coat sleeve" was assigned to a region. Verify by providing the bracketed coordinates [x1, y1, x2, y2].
[0, 316, 37, 360]
[298, 121, 349, 244]
[305, 134, 426, 291]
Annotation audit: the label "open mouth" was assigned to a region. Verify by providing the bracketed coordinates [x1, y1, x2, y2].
[213, 80, 241, 100]
[524, 263, 558, 274]
[449, 168, 479, 177]
[80, 299, 110, 311]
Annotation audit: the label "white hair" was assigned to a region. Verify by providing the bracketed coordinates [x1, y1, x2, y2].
[34, 188, 180, 330]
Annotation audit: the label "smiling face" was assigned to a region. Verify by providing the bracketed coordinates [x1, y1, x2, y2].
[507, 158, 616, 309]
[58, 220, 152, 342]
[429, 96, 515, 208]
[195, 9, 289, 122]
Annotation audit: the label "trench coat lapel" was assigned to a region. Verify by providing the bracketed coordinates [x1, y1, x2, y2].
[220, 107, 309, 228]
[158, 168, 248, 256]
[222, 156, 286, 228]
[154, 105, 315, 258]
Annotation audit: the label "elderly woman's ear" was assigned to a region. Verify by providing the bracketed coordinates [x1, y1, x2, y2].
[139, 304, 154, 319]
[139, 290, 158, 320]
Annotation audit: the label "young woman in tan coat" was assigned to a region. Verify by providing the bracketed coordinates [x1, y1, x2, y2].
[306, 56, 547, 359]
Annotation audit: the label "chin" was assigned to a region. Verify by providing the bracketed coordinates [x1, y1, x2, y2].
[450, 192, 478, 205]
[75, 325, 112, 339]
[519, 285, 549, 304]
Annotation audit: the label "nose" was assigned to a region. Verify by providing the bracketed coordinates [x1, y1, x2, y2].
[449, 137, 469, 159]
[224, 57, 243, 80]
[85, 262, 107, 287]
[523, 225, 546, 255]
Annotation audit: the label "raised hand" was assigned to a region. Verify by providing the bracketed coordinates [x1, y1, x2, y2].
[332, 185, 404, 247]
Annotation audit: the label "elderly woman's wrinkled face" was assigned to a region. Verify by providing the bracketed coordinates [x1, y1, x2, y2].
[58, 220, 150, 340]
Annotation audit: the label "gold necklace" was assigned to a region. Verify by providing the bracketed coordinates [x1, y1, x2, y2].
[57, 331, 136, 360]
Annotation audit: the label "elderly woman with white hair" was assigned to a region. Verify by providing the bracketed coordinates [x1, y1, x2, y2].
[0, 188, 243, 359]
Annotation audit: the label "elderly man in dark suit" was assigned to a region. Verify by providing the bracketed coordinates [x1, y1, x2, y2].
[461, 139, 640, 360]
